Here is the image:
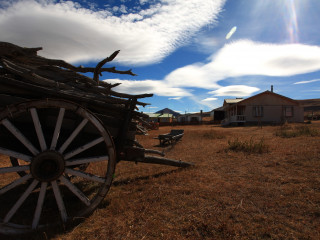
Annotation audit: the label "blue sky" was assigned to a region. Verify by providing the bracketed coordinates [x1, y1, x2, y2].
[1, 0, 320, 114]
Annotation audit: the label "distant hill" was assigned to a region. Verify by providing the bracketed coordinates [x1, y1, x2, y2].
[296, 99, 320, 112]
[156, 108, 181, 117]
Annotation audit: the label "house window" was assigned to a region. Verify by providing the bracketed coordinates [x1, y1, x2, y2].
[253, 106, 263, 117]
[190, 117, 198, 122]
[284, 106, 293, 117]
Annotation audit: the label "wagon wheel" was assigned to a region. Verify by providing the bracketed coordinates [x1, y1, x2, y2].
[0, 99, 116, 234]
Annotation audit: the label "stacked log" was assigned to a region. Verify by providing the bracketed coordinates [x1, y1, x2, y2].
[0, 42, 152, 141]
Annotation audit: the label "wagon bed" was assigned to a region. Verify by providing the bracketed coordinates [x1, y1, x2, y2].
[0, 42, 193, 235]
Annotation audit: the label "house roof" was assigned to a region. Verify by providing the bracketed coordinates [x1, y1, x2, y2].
[219, 90, 301, 111]
[239, 90, 298, 105]
[296, 98, 320, 107]
[213, 106, 224, 111]
[178, 111, 210, 117]
[146, 113, 173, 118]
[224, 98, 244, 104]
[146, 113, 160, 118]
[156, 108, 181, 117]
[296, 98, 320, 112]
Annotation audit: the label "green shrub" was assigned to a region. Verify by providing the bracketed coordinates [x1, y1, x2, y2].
[227, 137, 269, 154]
[275, 125, 319, 138]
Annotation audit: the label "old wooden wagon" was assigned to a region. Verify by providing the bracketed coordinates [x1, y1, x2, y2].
[0, 42, 192, 234]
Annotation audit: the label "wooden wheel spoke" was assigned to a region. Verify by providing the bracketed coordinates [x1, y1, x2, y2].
[64, 137, 104, 160]
[51, 180, 68, 223]
[58, 119, 88, 154]
[60, 176, 91, 206]
[0, 174, 32, 195]
[50, 108, 65, 150]
[30, 108, 47, 151]
[32, 182, 48, 229]
[0, 99, 116, 233]
[65, 155, 109, 167]
[1, 119, 39, 155]
[65, 168, 105, 183]
[4, 179, 39, 223]
[0, 147, 32, 162]
[0, 165, 29, 174]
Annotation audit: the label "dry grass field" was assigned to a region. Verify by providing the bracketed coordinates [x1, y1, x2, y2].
[2, 122, 320, 239]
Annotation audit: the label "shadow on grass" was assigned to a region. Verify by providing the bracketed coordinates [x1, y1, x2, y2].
[0, 166, 193, 240]
[153, 139, 182, 153]
[112, 166, 191, 187]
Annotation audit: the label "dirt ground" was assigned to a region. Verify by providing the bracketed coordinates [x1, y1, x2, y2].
[1, 122, 320, 239]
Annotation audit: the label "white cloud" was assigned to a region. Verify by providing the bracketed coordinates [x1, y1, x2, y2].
[105, 79, 193, 97]
[209, 40, 320, 77]
[294, 79, 320, 84]
[139, 0, 148, 5]
[119, 5, 127, 13]
[208, 85, 260, 97]
[164, 63, 221, 89]
[161, 39, 320, 90]
[192, 32, 222, 53]
[0, 0, 225, 65]
[202, 97, 218, 101]
[169, 97, 182, 100]
[105, 39, 320, 100]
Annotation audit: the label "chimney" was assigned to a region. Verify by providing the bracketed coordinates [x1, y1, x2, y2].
[271, 85, 274, 92]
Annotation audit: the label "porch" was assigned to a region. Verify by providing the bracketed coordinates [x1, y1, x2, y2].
[221, 105, 246, 126]
[221, 115, 246, 126]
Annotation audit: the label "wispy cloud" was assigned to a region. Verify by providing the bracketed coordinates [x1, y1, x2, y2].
[169, 97, 182, 100]
[165, 39, 320, 90]
[106, 79, 193, 97]
[294, 79, 320, 84]
[208, 85, 260, 97]
[0, 0, 225, 65]
[107, 39, 320, 99]
[202, 97, 218, 101]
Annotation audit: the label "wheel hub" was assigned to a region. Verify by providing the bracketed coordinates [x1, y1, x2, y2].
[31, 151, 65, 182]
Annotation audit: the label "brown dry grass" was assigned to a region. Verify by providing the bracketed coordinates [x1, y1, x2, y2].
[2, 122, 320, 239]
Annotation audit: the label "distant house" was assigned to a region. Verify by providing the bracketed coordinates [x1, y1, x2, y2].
[219, 90, 304, 126]
[210, 106, 225, 123]
[146, 113, 173, 123]
[178, 111, 211, 123]
[296, 99, 320, 120]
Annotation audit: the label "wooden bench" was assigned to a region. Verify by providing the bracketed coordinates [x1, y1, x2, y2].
[156, 129, 184, 146]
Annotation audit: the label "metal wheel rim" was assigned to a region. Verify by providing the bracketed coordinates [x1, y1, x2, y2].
[0, 99, 116, 234]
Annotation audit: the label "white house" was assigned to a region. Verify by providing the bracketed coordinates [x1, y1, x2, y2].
[220, 90, 304, 126]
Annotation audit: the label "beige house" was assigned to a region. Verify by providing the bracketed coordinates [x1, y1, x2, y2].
[221, 90, 304, 126]
[146, 113, 173, 123]
[177, 111, 211, 123]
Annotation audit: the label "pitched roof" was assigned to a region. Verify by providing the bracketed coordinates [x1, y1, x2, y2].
[212, 106, 224, 111]
[179, 110, 210, 116]
[156, 108, 181, 117]
[239, 90, 298, 105]
[223, 98, 244, 105]
[296, 98, 320, 111]
[146, 113, 173, 118]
